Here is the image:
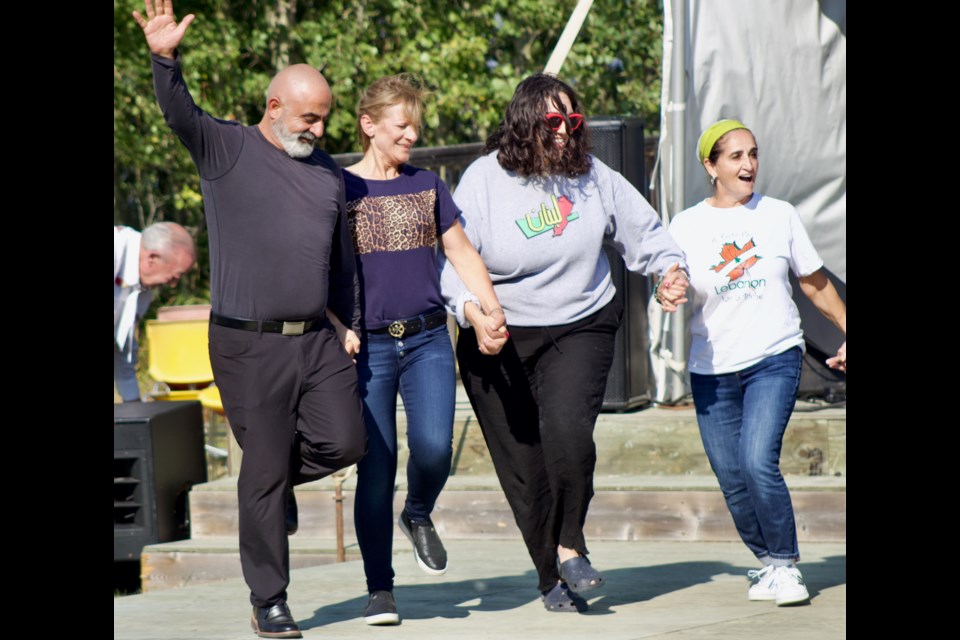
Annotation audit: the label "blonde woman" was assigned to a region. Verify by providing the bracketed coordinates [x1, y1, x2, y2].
[328, 74, 506, 625]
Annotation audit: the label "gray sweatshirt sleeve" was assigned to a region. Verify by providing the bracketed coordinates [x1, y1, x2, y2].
[597, 159, 688, 277]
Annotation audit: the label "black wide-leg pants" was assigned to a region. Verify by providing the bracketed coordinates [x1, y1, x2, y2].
[456, 299, 621, 592]
[209, 321, 367, 608]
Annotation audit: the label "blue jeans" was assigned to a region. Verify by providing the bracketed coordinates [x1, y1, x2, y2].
[690, 346, 803, 563]
[353, 320, 456, 592]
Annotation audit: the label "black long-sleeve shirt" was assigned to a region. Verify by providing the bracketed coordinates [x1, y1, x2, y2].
[151, 53, 360, 331]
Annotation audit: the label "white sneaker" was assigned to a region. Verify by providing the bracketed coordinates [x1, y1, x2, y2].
[772, 565, 810, 606]
[747, 565, 777, 601]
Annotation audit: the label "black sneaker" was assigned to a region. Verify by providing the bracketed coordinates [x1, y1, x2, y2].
[363, 590, 401, 625]
[397, 510, 448, 575]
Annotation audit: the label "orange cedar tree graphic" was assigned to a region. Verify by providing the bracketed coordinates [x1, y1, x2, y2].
[711, 239, 760, 282]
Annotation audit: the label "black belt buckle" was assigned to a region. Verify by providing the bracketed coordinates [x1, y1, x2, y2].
[388, 320, 405, 338]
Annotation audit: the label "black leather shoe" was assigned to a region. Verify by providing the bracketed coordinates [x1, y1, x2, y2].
[285, 489, 298, 536]
[397, 510, 447, 575]
[250, 602, 302, 639]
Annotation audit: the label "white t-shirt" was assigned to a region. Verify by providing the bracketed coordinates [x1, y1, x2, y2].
[668, 193, 823, 374]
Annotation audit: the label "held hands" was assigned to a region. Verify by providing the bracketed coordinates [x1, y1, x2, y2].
[325, 309, 361, 363]
[656, 262, 690, 313]
[826, 341, 846, 372]
[340, 329, 362, 361]
[132, 0, 195, 59]
[465, 303, 509, 356]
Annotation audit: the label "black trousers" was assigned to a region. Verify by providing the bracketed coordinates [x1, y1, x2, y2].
[456, 298, 621, 592]
[209, 321, 367, 607]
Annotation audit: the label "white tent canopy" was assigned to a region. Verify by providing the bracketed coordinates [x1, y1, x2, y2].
[651, 0, 846, 403]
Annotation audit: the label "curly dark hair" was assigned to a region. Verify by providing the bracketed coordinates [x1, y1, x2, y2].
[482, 74, 592, 178]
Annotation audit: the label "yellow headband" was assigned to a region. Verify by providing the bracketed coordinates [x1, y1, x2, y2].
[697, 119, 748, 164]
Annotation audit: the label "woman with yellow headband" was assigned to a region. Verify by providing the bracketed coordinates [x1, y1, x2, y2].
[667, 119, 846, 606]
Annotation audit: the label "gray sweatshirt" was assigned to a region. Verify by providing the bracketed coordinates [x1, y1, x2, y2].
[440, 152, 687, 327]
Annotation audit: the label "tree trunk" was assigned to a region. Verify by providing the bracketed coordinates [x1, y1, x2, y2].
[267, 0, 297, 72]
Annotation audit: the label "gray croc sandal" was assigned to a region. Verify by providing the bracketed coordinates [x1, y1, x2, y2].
[541, 582, 588, 612]
[558, 556, 605, 593]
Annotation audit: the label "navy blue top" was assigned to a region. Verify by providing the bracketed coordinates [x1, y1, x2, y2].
[342, 165, 460, 330]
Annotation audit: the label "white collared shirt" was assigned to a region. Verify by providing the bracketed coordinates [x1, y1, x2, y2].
[114, 226, 153, 400]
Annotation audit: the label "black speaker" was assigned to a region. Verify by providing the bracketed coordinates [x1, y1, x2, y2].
[789, 267, 846, 401]
[114, 401, 206, 561]
[589, 116, 653, 411]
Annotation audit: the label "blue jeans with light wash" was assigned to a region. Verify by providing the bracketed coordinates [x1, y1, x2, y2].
[353, 320, 456, 593]
[690, 346, 803, 563]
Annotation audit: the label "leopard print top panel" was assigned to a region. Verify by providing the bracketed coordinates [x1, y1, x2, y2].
[347, 189, 438, 255]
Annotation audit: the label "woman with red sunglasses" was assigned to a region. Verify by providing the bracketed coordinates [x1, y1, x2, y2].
[441, 73, 690, 612]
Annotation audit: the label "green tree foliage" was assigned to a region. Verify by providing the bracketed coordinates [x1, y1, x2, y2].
[114, 0, 664, 308]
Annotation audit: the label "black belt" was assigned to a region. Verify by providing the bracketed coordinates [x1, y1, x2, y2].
[368, 309, 447, 339]
[210, 312, 325, 336]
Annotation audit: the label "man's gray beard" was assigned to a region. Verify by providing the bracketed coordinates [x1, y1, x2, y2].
[272, 118, 316, 159]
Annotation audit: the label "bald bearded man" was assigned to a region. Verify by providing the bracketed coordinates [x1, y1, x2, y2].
[134, 2, 366, 637]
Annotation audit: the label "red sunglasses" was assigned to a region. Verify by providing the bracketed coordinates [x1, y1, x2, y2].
[545, 112, 584, 132]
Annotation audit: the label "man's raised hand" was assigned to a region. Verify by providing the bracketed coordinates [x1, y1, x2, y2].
[132, 0, 195, 59]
